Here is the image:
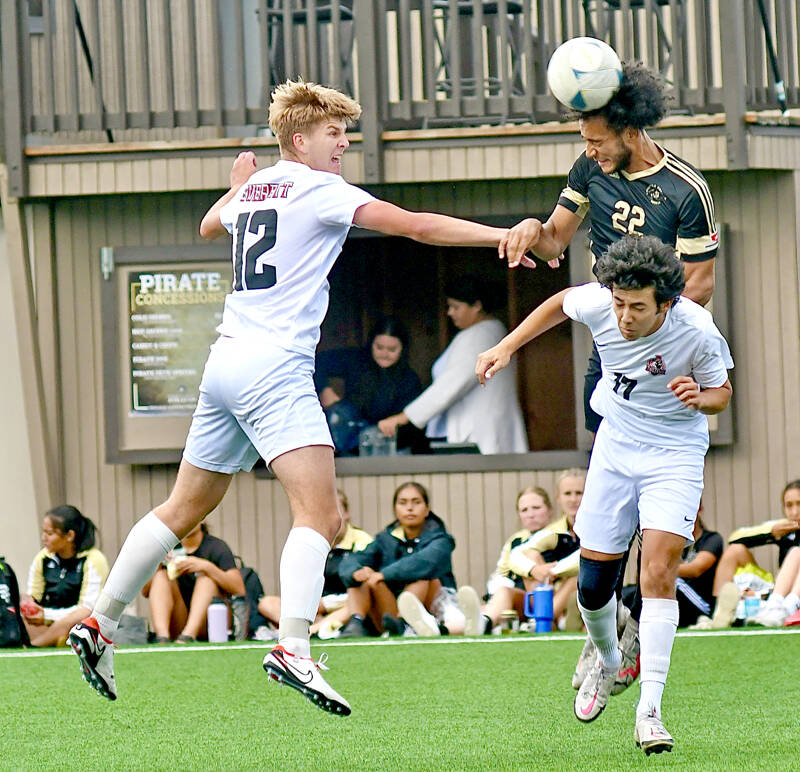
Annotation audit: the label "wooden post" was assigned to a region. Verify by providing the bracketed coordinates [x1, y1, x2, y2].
[354, 0, 384, 183]
[1, 0, 28, 197]
[719, 1, 749, 170]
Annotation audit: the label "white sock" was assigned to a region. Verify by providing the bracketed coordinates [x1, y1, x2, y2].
[637, 597, 679, 718]
[766, 592, 785, 610]
[783, 593, 800, 614]
[278, 527, 330, 657]
[578, 595, 621, 671]
[93, 511, 178, 639]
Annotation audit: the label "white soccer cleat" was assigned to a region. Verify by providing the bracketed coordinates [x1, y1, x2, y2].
[611, 615, 640, 696]
[574, 657, 617, 722]
[572, 636, 597, 689]
[263, 645, 351, 716]
[634, 710, 675, 755]
[68, 617, 117, 700]
[457, 586, 483, 636]
[398, 591, 441, 637]
[749, 605, 788, 628]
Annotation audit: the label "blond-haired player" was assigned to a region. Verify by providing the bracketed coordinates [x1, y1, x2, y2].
[69, 80, 509, 716]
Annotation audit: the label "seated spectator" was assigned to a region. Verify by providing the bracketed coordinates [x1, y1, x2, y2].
[675, 503, 723, 627]
[458, 484, 556, 634]
[509, 471, 584, 627]
[338, 481, 462, 637]
[460, 469, 586, 635]
[711, 479, 800, 628]
[256, 489, 373, 635]
[749, 546, 800, 627]
[142, 523, 245, 643]
[21, 506, 109, 647]
[315, 315, 426, 454]
[378, 275, 529, 454]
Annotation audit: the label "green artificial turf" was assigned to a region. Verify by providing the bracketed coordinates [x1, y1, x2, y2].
[1, 630, 797, 771]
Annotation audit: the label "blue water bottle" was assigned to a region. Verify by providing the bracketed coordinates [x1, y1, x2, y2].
[525, 584, 553, 633]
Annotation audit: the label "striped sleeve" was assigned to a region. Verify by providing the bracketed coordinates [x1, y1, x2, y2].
[666, 153, 719, 261]
[557, 153, 592, 220]
[508, 528, 560, 577]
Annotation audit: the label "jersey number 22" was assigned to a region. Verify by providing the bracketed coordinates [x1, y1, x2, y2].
[233, 209, 278, 290]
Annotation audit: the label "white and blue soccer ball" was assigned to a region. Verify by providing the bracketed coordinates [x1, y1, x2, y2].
[546, 37, 623, 112]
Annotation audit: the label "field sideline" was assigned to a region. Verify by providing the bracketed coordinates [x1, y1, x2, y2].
[2, 629, 796, 771]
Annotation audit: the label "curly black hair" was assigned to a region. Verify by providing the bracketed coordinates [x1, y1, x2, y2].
[579, 62, 668, 132]
[594, 234, 684, 306]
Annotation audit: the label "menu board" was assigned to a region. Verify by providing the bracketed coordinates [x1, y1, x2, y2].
[127, 268, 231, 414]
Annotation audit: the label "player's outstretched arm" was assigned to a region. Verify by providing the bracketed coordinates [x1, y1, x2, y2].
[352, 200, 506, 247]
[667, 376, 732, 414]
[199, 151, 258, 240]
[499, 205, 581, 268]
[682, 258, 715, 307]
[475, 289, 571, 385]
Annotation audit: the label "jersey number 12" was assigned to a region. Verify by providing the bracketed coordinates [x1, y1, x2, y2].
[233, 209, 278, 290]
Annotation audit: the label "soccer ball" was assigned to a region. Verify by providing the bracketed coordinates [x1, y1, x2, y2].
[546, 37, 622, 112]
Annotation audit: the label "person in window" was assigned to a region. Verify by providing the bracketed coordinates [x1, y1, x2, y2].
[378, 275, 528, 454]
[315, 315, 426, 454]
[22, 506, 109, 647]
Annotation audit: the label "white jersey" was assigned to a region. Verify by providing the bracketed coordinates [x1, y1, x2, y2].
[218, 159, 375, 356]
[562, 283, 733, 452]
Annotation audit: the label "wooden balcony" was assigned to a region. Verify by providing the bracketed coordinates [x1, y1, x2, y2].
[2, 0, 799, 196]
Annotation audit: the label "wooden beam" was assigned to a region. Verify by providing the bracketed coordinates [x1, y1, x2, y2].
[0, 165, 58, 510]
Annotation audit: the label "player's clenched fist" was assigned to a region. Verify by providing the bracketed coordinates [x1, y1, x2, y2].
[230, 150, 258, 187]
[475, 344, 512, 386]
[667, 375, 701, 410]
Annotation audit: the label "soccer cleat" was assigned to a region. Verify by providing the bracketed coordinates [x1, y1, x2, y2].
[749, 605, 788, 628]
[263, 645, 351, 716]
[572, 636, 597, 689]
[572, 602, 628, 689]
[611, 615, 639, 696]
[398, 591, 440, 637]
[634, 710, 674, 755]
[68, 617, 117, 700]
[710, 581, 740, 629]
[574, 658, 617, 722]
[457, 586, 483, 636]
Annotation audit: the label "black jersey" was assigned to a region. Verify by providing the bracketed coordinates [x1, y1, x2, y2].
[557, 147, 718, 264]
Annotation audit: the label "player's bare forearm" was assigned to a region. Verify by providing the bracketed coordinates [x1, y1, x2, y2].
[682, 257, 715, 307]
[353, 201, 505, 247]
[668, 376, 731, 414]
[475, 290, 570, 384]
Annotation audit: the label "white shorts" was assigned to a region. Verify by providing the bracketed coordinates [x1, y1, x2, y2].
[574, 421, 704, 554]
[183, 336, 333, 474]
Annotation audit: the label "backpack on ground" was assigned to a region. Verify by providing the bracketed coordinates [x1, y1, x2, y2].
[0, 557, 29, 648]
[234, 556, 269, 638]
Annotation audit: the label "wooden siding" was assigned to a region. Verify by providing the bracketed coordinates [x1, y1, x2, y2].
[3, 169, 799, 612]
[24, 127, 736, 198]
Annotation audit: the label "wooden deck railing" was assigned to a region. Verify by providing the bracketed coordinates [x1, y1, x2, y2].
[1, 0, 798, 194]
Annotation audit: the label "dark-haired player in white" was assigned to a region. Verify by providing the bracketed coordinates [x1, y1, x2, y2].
[477, 234, 732, 754]
[500, 61, 719, 696]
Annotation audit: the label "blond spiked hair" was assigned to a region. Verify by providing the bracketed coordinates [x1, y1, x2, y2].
[268, 79, 361, 154]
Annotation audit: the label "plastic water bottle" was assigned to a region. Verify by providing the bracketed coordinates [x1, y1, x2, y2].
[207, 598, 229, 643]
[230, 595, 249, 641]
[526, 584, 553, 633]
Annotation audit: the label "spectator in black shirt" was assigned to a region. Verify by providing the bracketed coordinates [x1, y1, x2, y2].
[315, 315, 426, 454]
[676, 507, 723, 627]
[142, 523, 245, 643]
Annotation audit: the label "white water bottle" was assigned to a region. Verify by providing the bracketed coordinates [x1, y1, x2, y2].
[207, 598, 228, 643]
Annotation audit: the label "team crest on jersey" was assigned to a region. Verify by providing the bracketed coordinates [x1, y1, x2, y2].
[645, 355, 666, 375]
[646, 184, 664, 205]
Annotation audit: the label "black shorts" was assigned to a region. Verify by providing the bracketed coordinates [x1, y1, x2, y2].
[583, 343, 603, 433]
